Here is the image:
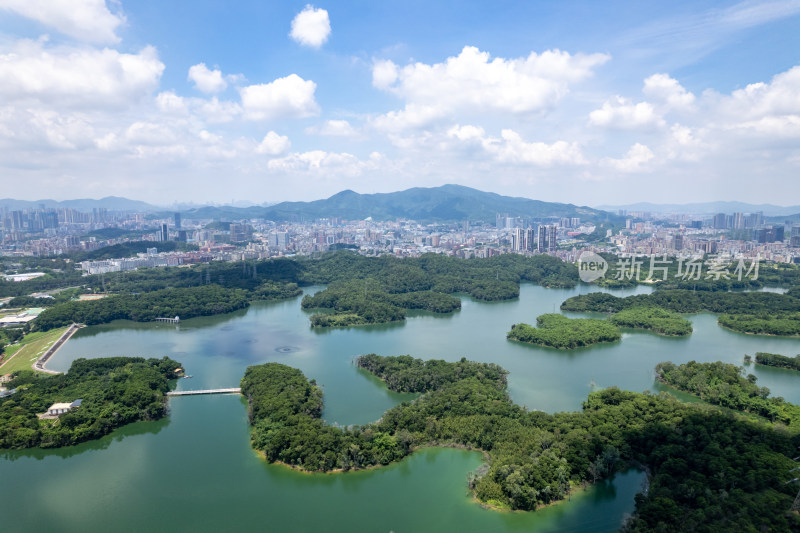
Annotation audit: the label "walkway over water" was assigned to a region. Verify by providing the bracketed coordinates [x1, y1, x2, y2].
[166, 388, 241, 396]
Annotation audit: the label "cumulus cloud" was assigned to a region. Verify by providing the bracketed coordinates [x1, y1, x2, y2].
[267, 150, 379, 178]
[239, 74, 319, 120]
[0, 0, 125, 44]
[0, 40, 164, 108]
[602, 143, 655, 172]
[643, 73, 695, 110]
[156, 91, 188, 115]
[256, 131, 291, 155]
[188, 63, 227, 93]
[289, 5, 331, 48]
[589, 97, 665, 129]
[371, 46, 609, 130]
[306, 119, 357, 136]
[447, 125, 586, 166]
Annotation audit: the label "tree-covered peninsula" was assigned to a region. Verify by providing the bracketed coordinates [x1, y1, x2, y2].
[240, 356, 800, 531]
[507, 314, 622, 349]
[561, 289, 800, 336]
[299, 252, 578, 327]
[0, 356, 181, 449]
[656, 360, 800, 431]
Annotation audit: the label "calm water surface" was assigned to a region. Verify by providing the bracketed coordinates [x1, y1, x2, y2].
[2, 283, 799, 532]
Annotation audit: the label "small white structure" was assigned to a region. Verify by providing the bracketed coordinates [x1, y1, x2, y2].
[47, 399, 82, 416]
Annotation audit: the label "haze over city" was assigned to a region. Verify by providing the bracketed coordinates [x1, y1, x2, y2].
[1, 0, 799, 205]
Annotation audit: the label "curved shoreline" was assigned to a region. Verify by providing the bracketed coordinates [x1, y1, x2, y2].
[34, 323, 82, 374]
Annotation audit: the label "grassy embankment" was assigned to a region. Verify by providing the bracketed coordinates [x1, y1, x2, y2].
[0, 326, 69, 374]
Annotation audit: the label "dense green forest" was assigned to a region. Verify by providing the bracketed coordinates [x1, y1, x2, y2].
[753, 351, 800, 371]
[0, 356, 180, 448]
[242, 356, 800, 531]
[655, 360, 800, 431]
[561, 289, 800, 336]
[32, 285, 250, 331]
[609, 307, 693, 336]
[298, 252, 578, 326]
[301, 280, 460, 327]
[69, 241, 197, 262]
[507, 314, 622, 349]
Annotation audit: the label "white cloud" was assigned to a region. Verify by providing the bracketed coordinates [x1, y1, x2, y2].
[0, 40, 164, 108]
[717, 65, 800, 120]
[267, 150, 370, 176]
[0, 0, 125, 44]
[643, 73, 695, 110]
[306, 119, 357, 136]
[256, 131, 291, 155]
[194, 97, 241, 123]
[446, 124, 486, 142]
[447, 125, 586, 166]
[188, 63, 227, 93]
[372, 59, 398, 89]
[289, 5, 331, 48]
[589, 97, 665, 129]
[239, 74, 319, 120]
[371, 46, 609, 131]
[602, 143, 654, 172]
[156, 91, 188, 115]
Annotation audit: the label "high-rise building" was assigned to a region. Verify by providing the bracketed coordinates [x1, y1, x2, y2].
[174, 212, 182, 229]
[512, 228, 523, 252]
[547, 225, 557, 252]
[525, 228, 536, 252]
[230, 223, 253, 243]
[673, 233, 684, 251]
[712, 213, 727, 229]
[160, 223, 168, 242]
[791, 226, 800, 248]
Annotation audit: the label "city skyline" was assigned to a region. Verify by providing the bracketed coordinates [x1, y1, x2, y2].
[0, 1, 799, 205]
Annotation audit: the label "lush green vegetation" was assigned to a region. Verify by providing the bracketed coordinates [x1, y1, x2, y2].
[656, 360, 800, 431]
[302, 251, 579, 291]
[562, 289, 800, 336]
[753, 351, 800, 372]
[718, 312, 800, 336]
[0, 327, 69, 374]
[508, 314, 621, 349]
[302, 280, 459, 327]
[32, 285, 249, 331]
[0, 356, 180, 448]
[609, 307, 692, 336]
[242, 356, 800, 531]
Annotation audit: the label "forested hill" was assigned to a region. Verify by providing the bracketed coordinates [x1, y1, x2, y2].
[180, 184, 616, 223]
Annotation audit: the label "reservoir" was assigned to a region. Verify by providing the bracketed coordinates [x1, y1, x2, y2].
[2, 284, 799, 532]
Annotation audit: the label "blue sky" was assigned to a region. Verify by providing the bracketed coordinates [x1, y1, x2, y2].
[0, 0, 798, 206]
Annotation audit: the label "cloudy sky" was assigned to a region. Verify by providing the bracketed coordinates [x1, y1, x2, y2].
[1, 0, 799, 206]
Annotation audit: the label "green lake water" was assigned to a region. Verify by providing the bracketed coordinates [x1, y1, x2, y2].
[2, 283, 799, 532]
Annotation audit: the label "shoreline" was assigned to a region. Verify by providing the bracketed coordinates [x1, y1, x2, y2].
[34, 323, 83, 374]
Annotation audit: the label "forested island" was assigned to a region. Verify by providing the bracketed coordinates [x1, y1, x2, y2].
[507, 314, 622, 349]
[608, 307, 692, 336]
[241, 355, 800, 531]
[750, 351, 800, 371]
[561, 290, 800, 336]
[0, 356, 181, 449]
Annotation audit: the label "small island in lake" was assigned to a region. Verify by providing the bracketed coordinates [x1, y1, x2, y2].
[507, 314, 621, 349]
[609, 307, 692, 336]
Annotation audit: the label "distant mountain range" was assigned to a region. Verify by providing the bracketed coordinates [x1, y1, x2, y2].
[0, 196, 160, 212]
[597, 201, 800, 217]
[178, 184, 616, 223]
